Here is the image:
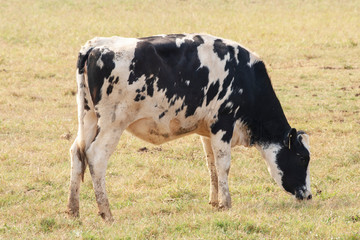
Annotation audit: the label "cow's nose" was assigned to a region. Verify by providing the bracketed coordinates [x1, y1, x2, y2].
[307, 194, 312, 200]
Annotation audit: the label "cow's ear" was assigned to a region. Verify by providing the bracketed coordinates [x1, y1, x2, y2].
[297, 131, 310, 151]
[284, 128, 297, 149]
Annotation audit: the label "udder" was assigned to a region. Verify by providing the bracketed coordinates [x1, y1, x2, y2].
[126, 118, 207, 145]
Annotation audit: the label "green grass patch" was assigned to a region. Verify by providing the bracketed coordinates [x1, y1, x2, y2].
[39, 218, 57, 233]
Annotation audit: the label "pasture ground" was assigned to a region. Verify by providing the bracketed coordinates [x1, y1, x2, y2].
[0, 0, 359, 239]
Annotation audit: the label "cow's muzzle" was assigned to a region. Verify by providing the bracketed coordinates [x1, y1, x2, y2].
[295, 188, 312, 200]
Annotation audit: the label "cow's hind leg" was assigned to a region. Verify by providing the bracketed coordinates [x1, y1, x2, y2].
[86, 124, 123, 222]
[67, 110, 97, 217]
[67, 139, 83, 217]
[201, 136, 219, 207]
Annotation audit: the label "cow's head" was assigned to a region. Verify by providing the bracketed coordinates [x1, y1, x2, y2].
[258, 128, 312, 200]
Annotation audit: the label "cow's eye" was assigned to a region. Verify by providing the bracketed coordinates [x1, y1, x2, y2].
[299, 156, 309, 165]
[296, 153, 308, 164]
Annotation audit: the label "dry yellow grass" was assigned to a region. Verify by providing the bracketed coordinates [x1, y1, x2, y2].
[0, 0, 359, 239]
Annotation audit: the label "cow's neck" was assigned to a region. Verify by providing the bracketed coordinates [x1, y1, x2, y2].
[249, 117, 290, 146]
[242, 61, 291, 146]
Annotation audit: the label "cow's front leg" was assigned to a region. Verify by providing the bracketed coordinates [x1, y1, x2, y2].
[86, 126, 122, 222]
[210, 134, 232, 209]
[201, 136, 219, 207]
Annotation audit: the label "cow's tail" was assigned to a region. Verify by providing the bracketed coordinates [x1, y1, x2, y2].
[75, 46, 93, 182]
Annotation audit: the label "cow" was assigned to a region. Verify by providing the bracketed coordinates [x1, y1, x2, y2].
[66, 33, 311, 222]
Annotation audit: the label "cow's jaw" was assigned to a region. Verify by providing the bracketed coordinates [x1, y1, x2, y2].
[256, 143, 284, 190]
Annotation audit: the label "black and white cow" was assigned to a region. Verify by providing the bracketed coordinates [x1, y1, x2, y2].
[67, 34, 311, 222]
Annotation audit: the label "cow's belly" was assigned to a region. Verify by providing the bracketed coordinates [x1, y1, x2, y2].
[126, 118, 210, 145]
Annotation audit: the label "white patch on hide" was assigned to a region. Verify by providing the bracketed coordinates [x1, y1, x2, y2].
[225, 102, 233, 109]
[305, 167, 311, 193]
[96, 57, 104, 69]
[231, 120, 250, 147]
[256, 144, 284, 189]
[196, 35, 231, 109]
[247, 52, 260, 67]
[176, 35, 194, 48]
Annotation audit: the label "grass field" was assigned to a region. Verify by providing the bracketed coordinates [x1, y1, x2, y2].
[1, 0, 360, 239]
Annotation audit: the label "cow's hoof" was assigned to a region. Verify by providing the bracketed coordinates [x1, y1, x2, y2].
[98, 212, 114, 223]
[209, 201, 219, 208]
[66, 208, 80, 218]
[218, 205, 230, 210]
[218, 201, 231, 210]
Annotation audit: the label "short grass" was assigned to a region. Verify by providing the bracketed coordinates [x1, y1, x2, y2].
[1, 0, 359, 239]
